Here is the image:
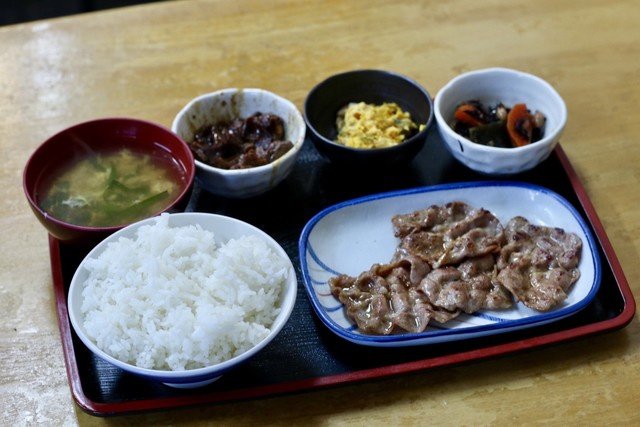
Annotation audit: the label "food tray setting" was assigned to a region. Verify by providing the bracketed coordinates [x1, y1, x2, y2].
[50, 127, 635, 416]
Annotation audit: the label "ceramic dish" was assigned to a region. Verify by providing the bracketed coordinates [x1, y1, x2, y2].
[299, 181, 602, 347]
[68, 212, 298, 388]
[171, 88, 306, 198]
[434, 68, 567, 175]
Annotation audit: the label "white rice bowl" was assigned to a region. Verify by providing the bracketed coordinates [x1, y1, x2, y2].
[68, 212, 297, 388]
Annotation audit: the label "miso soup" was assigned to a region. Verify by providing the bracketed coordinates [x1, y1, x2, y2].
[38, 148, 184, 227]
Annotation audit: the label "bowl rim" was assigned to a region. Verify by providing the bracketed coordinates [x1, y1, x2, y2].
[303, 68, 434, 152]
[66, 212, 298, 380]
[22, 117, 195, 233]
[434, 67, 567, 154]
[171, 87, 306, 175]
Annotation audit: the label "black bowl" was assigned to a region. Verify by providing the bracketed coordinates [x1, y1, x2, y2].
[304, 69, 434, 167]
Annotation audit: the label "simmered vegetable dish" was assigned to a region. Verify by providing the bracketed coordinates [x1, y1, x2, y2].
[451, 100, 546, 148]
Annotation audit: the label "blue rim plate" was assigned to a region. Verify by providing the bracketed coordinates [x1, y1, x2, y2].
[298, 181, 602, 347]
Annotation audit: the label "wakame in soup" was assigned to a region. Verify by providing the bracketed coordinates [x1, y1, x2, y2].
[39, 148, 183, 227]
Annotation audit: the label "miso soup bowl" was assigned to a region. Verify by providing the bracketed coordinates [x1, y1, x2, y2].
[23, 118, 195, 246]
[172, 88, 306, 198]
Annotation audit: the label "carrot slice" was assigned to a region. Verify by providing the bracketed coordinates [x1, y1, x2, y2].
[506, 103, 534, 147]
[454, 103, 485, 127]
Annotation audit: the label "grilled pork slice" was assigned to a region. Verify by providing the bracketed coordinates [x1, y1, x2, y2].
[392, 201, 504, 268]
[418, 254, 513, 313]
[328, 257, 459, 335]
[496, 216, 582, 311]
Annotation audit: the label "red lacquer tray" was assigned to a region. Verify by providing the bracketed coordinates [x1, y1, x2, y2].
[50, 129, 635, 416]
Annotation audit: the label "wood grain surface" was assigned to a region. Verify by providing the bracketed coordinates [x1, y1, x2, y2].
[1, 0, 639, 425]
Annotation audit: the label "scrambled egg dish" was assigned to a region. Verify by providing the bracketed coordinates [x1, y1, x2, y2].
[335, 102, 421, 149]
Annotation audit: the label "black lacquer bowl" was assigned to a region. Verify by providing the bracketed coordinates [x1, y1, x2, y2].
[304, 69, 434, 168]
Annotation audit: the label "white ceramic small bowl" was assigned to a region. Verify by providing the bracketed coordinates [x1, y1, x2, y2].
[68, 212, 298, 388]
[434, 68, 567, 175]
[172, 88, 306, 198]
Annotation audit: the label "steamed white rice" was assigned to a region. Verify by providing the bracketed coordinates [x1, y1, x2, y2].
[80, 214, 289, 371]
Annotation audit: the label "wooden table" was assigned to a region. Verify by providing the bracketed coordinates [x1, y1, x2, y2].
[2, 0, 639, 425]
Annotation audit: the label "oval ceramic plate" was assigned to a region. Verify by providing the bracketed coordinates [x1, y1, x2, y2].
[299, 181, 602, 347]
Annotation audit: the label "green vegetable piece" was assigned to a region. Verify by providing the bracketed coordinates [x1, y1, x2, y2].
[468, 120, 511, 148]
[117, 190, 169, 221]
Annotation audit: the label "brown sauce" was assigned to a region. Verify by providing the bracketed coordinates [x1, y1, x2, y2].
[188, 112, 293, 169]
